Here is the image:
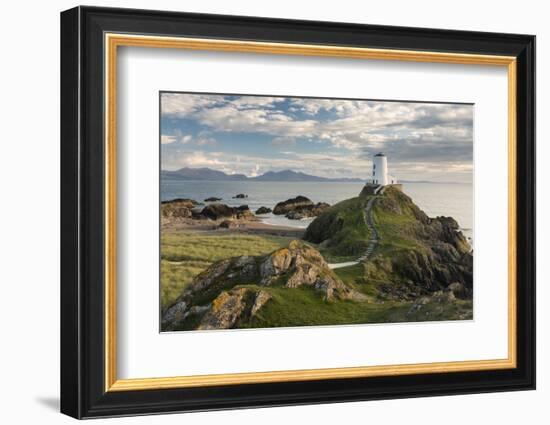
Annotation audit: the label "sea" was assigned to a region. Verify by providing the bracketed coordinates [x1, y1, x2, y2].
[161, 180, 473, 243]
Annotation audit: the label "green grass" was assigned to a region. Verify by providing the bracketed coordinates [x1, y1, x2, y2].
[237, 285, 472, 329]
[161, 232, 292, 309]
[241, 286, 399, 328]
[370, 189, 430, 258]
[304, 197, 371, 260]
[333, 263, 380, 298]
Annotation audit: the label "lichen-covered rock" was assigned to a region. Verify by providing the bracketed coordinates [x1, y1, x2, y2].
[251, 290, 271, 317]
[259, 241, 365, 301]
[161, 198, 199, 220]
[198, 288, 252, 330]
[160, 241, 366, 330]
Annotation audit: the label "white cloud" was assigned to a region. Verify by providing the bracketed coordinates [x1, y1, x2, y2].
[160, 134, 177, 145]
[181, 134, 193, 144]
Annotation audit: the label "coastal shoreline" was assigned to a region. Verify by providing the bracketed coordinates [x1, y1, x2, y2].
[162, 216, 306, 239]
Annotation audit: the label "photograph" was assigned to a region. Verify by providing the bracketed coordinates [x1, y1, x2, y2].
[159, 92, 474, 332]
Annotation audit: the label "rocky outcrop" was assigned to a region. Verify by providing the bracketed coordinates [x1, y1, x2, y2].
[447, 282, 472, 300]
[200, 203, 254, 221]
[305, 186, 473, 299]
[198, 288, 252, 330]
[233, 193, 248, 199]
[273, 196, 330, 220]
[273, 196, 314, 215]
[258, 241, 364, 301]
[204, 196, 222, 202]
[161, 241, 365, 331]
[405, 287, 471, 321]
[255, 206, 272, 215]
[161, 198, 200, 220]
[285, 202, 330, 220]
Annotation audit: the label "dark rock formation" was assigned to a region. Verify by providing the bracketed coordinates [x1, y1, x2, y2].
[204, 196, 222, 202]
[285, 202, 330, 220]
[200, 203, 254, 221]
[233, 193, 248, 199]
[218, 219, 237, 229]
[273, 196, 313, 215]
[255, 206, 272, 215]
[161, 241, 366, 331]
[273, 196, 330, 220]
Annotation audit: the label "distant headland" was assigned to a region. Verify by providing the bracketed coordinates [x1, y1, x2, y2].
[162, 167, 366, 183]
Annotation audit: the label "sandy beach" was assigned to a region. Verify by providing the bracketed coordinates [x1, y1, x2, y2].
[162, 215, 306, 238]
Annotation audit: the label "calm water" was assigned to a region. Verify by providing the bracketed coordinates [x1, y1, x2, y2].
[161, 180, 473, 242]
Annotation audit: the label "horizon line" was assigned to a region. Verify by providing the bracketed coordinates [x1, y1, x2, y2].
[161, 167, 468, 185]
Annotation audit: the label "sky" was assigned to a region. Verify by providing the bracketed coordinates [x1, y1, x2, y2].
[160, 92, 474, 183]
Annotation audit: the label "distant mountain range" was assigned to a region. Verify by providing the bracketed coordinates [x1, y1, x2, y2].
[161, 167, 365, 183]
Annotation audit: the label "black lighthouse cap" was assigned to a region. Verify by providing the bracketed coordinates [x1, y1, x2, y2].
[374, 152, 386, 157]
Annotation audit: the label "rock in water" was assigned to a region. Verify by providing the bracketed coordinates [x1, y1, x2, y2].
[285, 202, 330, 219]
[161, 241, 365, 331]
[273, 196, 314, 215]
[273, 196, 330, 219]
[204, 196, 222, 202]
[233, 193, 248, 199]
[255, 206, 272, 215]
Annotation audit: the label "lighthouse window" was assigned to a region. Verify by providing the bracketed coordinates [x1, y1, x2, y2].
[373, 164, 376, 169]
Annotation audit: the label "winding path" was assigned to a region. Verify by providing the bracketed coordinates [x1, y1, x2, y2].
[358, 185, 385, 262]
[328, 185, 385, 269]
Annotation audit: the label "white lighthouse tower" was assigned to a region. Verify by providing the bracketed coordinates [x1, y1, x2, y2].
[371, 153, 397, 186]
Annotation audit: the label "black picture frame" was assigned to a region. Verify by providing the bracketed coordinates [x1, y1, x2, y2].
[61, 5, 535, 419]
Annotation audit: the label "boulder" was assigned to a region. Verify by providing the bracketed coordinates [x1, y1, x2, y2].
[258, 241, 365, 301]
[204, 196, 222, 202]
[218, 219, 237, 229]
[251, 290, 271, 317]
[232, 193, 248, 199]
[285, 202, 330, 220]
[200, 203, 254, 221]
[273, 196, 314, 215]
[255, 206, 272, 215]
[198, 288, 251, 330]
[161, 198, 199, 220]
[200, 203, 236, 220]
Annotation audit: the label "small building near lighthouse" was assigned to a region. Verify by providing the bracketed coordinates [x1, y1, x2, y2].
[371, 152, 397, 186]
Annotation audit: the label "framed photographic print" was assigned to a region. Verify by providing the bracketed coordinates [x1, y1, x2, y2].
[60, 6, 536, 419]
